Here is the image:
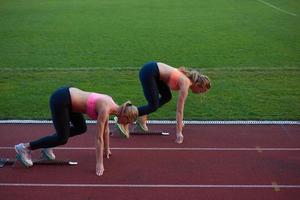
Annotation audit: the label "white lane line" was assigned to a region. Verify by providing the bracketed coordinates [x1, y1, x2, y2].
[1, 119, 299, 124]
[257, 0, 297, 16]
[0, 183, 300, 188]
[0, 67, 299, 72]
[1, 147, 300, 151]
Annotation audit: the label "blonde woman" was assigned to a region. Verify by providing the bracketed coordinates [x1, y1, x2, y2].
[117, 61, 210, 144]
[15, 87, 138, 176]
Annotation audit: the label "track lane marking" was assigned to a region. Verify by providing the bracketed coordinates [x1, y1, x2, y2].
[1, 119, 299, 124]
[1, 147, 300, 151]
[257, 0, 297, 16]
[0, 183, 300, 188]
[272, 182, 280, 192]
[256, 146, 263, 153]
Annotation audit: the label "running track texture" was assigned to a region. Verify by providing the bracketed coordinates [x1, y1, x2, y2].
[0, 123, 299, 200]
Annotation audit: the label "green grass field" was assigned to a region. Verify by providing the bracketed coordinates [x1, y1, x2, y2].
[0, 0, 299, 120]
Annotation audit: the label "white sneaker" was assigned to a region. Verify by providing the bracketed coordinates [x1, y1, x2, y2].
[115, 123, 130, 138]
[136, 116, 148, 132]
[41, 148, 56, 160]
[114, 117, 130, 138]
[15, 143, 33, 167]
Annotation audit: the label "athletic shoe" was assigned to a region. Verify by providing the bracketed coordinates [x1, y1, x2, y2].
[136, 115, 148, 132]
[41, 148, 56, 160]
[14, 143, 33, 167]
[114, 117, 130, 138]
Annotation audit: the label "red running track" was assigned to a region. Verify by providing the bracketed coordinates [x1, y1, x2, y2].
[0, 123, 300, 200]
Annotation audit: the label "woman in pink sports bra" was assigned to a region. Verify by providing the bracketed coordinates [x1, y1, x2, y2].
[117, 61, 210, 144]
[15, 87, 138, 176]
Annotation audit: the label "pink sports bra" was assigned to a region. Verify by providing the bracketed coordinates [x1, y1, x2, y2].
[168, 69, 182, 90]
[86, 93, 117, 119]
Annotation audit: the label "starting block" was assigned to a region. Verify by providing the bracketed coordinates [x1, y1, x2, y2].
[112, 116, 170, 136]
[130, 131, 170, 136]
[110, 130, 170, 136]
[0, 157, 78, 168]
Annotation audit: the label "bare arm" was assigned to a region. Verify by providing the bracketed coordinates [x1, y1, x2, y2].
[176, 80, 189, 144]
[103, 119, 111, 159]
[95, 110, 108, 176]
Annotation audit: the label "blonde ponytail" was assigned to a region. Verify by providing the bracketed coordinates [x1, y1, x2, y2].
[178, 67, 211, 89]
[119, 101, 138, 123]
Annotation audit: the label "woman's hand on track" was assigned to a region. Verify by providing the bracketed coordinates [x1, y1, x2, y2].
[175, 133, 184, 144]
[105, 148, 112, 159]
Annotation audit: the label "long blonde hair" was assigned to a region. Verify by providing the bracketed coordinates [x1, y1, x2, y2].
[178, 67, 211, 89]
[119, 101, 138, 123]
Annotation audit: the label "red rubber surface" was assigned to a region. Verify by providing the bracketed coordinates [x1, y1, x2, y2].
[0, 124, 299, 199]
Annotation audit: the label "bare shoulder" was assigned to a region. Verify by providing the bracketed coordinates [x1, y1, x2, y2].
[179, 75, 191, 89]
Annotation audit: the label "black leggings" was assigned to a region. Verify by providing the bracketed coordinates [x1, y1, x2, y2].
[138, 62, 172, 116]
[30, 87, 87, 150]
